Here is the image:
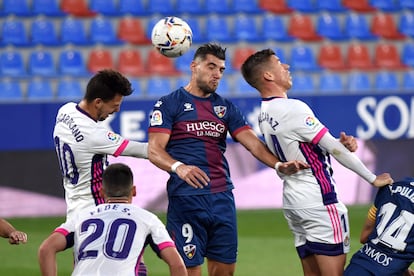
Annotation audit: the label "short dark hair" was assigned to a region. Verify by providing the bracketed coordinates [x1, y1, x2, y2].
[84, 69, 133, 103]
[241, 48, 275, 89]
[193, 43, 227, 61]
[102, 163, 134, 198]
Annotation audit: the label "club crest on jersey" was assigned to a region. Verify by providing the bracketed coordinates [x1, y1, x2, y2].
[184, 103, 194, 111]
[214, 106, 227, 118]
[107, 131, 120, 143]
[183, 244, 196, 259]
[150, 110, 163, 126]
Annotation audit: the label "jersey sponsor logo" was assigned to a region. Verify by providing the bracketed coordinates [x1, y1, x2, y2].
[183, 244, 196, 259]
[150, 110, 163, 126]
[214, 105, 227, 118]
[184, 102, 194, 111]
[304, 116, 318, 128]
[107, 131, 121, 143]
[186, 121, 226, 138]
[360, 244, 393, 266]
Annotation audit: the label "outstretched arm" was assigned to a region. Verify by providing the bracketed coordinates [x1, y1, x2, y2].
[360, 205, 377, 244]
[0, 218, 27, 245]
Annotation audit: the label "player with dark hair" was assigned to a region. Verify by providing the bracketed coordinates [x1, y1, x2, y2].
[240, 48, 393, 276]
[345, 177, 414, 276]
[38, 163, 187, 276]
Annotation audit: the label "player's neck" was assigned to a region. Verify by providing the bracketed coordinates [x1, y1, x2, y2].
[106, 197, 130, 204]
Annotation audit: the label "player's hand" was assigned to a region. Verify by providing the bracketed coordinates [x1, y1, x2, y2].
[372, 173, 394, 188]
[403, 268, 414, 276]
[340, 131, 358, 152]
[8, 230, 27, 245]
[176, 164, 209, 189]
[278, 161, 309, 175]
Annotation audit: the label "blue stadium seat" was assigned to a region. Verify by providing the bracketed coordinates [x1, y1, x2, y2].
[344, 13, 378, 41]
[57, 79, 83, 99]
[3, 0, 32, 17]
[319, 72, 344, 94]
[128, 78, 143, 98]
[205, 0, 234, 14]
[274, 47, 288, 63]
[262, 14, 295, 42]
[374, 71, 400, 92]
[27, 79, 54, 100]
[32, 0, 66, 16]
[232, 0, 263, 14]
[61, 17, 91, 46]
[216, 76, 232, 95]
[59, 49, 88, 76]
[175, 49, 195, 74]
[402, 70, 414, 90]
[290, 73, 315, 94]
[401, 0, 414, 9]
[402, 42, 414, 67]
[287, 0, 319, 13]
[90, 17, 124, 45]
[316, 13, 348, 41]
[119, 0, 149, 16]
[147, 0, 175, 15]
[89, 0, 121, 16]
[399, 12, 414, 38]
[235, 74, 257, 95]
[176, 0, 206, 15]
[205, 15, 235, 42]
[146, 77, 172, 97]
[29, 50, 57, 77]
[2, 19, 32, 47]
[31, 18, 61, 46]
[370, 0, 401, 11]
[290, 45, 321, 72]
[348, 72, 372, 93]
[233, 14, 263, 43]
[0, 51, 27, 77]
[317, 0, 347, 12]
[0, 81, 23, 101]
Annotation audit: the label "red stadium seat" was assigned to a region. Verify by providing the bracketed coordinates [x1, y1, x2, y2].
[146, 49, 180, 76]
[60, 0, 96, 16]
[117, 49, 147, 77]
[371, 13, 405, 40]
[231, 47, 256, 70]
[346, 43, 375, 70]
[87, 48, 114, 73]
[288, 14, 322, 41]
[259, 0, 293, 14]
[374, 43, 407, 70]
[342, 0, 376, 12]
[318, 44, 347, 70]
[117, 17, 150, 45]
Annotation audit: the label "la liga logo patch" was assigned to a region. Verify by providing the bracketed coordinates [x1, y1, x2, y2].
[107, 131, 120, 143]
[304, 116, 316, 127]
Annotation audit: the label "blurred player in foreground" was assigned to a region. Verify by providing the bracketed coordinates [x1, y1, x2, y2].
[38, 163, 187, 276]
[345, 177, 414, 276]
[241, 48, 393, 276]
[0, 218, 27, 245]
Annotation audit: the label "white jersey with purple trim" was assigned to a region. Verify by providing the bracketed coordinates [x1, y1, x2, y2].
[259, 97, 339, 209]
[55, 203, 175, 276]
[53, 102, 130, 220]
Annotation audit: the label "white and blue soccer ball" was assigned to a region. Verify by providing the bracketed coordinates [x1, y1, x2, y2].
[151, 16, 193, 58]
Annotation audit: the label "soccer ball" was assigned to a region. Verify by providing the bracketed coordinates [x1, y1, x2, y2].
[151, 16, 193, 58]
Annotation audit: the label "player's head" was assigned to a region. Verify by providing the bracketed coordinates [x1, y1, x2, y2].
[241, 48, 292, 92]
[190, 43, 227, 95]
[84, 69, 133, 121]
[101, 163, 136, 201]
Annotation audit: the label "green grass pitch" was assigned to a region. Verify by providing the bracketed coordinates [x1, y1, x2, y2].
[0, 205, 405, 275]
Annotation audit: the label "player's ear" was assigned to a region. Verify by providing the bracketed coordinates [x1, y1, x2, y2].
[99, 186, 105, 199]
[131, 186, 137, 197]
[264, 71, 274, 81]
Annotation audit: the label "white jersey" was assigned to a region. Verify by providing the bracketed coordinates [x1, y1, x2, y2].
[53, 102, 131, 220]
[55, 203, 175, 276]
[259, 97, 338, 209]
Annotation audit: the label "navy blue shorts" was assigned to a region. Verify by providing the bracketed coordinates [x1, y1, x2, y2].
[167, 190, 238, 267]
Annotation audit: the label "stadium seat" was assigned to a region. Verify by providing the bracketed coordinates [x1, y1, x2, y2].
[231, 47, 256, 71]
[60, 0, 96, 16]
[288, 14, 322, 41]
[344, 13, 377, 41]
[235, 74, 257, 95]
[146, 49, 180, 76]
[146, 77, 173, 97]
[233, 14, 263, 43]
[274, 47, 287, 63]
[29, 50, 57, 77]
[31, 18, 61, 46]
[57, 79, 83, 99]
[117, 17, 150, 45]
[59, 49, 88, 76]
[374, 71, 400, 91]
[176, 0, 205, 15]
[402, 70, 414, 90]
[371, 13, 405, 40]
[287, 0, 319, 13]
[0, 51, 27, 77]
[175, 75, 189, 89]
[175, 49, 195, 74]
[316, 13, 348, 41]
[232, 0, 263, 14]
[402, 42, 414, 67]
[147, 0, 175, 15]
[205, 15, 235, 43]
[290, 73, 315, 94]
[262, 14, 295, 42]
[27, 79, 54, 100]
[2, 19, 31, 47]
[90, 17, 124, 45]
[346, 43, 374, 70]
[117, 49, 146, 77]
[87, 48, 114, 73]
[374, 43, 406, 70]
[216, 76, 232, 95]
[146, 17, 161, 40]
[259, 0, 293, 13]
[317, 44, 347, 71]
[61, 17, 91, 46]
[370, 0, 401, 11]
[89, 0, 121, 16]
[399, 12, 414, 38]
[0, 81, 23, 101]
[32, 0, 66, 16]
[119, 0, 149, 16]
[401, 0, 414, 9]
[342, 0, 376, 12]
[319, 72, 344, 94]
[317, 0, 346, 12]
[290, 45, 321, 72]
[205, 0, 233, 14]
[128, 78, 143, 98]
[3, 0, 32, 17]
[347, 72, 372, 93]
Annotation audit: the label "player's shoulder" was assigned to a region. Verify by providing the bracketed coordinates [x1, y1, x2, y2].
[58, 102, 77, 112]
